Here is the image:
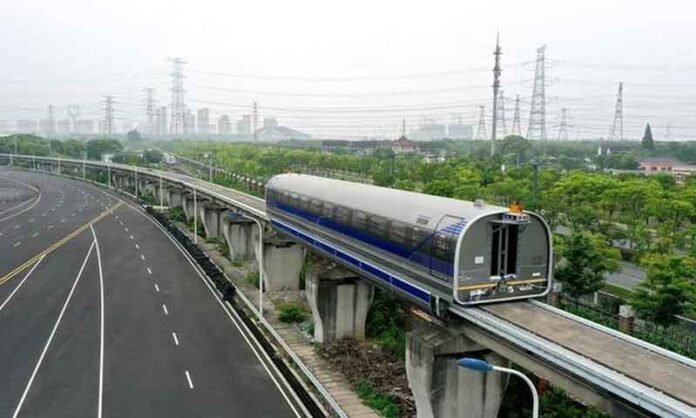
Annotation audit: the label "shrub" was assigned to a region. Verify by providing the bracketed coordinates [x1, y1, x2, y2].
[277, 303, 308, 323]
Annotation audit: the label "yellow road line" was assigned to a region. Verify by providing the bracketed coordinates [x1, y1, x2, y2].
[458, 277, 547, 291]
[0, 202, 122, 286]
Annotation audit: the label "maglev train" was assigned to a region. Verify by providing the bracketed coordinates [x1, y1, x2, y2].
[265, 173, 552, 316]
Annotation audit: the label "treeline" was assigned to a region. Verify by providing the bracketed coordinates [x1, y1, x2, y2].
[0, 134, 122, 160]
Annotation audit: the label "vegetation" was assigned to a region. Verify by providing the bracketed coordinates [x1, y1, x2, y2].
[555, 231, 620, 298]
[277, 302, 308, 323]
[354, 380, 400, 418]
[366, 289, 408, 357]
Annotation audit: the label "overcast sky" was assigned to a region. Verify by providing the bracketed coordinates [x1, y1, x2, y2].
[1, 0, 695, 140]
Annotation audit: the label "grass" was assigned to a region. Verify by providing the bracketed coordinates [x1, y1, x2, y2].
[169, 207, 187, 223]
[354, 380, 400, 418]
[366, 288, 407, 357]
[277, 303, 308, 323]
[602, 283, 634, 301]
[245, 270, 260, 288]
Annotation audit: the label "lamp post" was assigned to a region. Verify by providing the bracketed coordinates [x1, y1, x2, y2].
[457, 357, 539, 418]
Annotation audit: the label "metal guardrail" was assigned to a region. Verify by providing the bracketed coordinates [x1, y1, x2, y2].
[3, 153, 696, 417]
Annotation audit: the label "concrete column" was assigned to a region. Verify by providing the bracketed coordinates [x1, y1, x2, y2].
[166, 187, 184, 208]
[619, 305, 635, 334]
[144, 182, 157, 199]
[181, 194, 196, 221]
[221, 213, 255, 262]
[406, 323, 509, 418]
[198, 202, 225, 239]
[305, 261, 374, 343]
[262, 235, 305, 292]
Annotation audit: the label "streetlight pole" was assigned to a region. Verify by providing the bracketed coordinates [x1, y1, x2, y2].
[134, 164, 139, 201]
[193, 187, 197, 244]
[458, 357, 539, 418]
[209, 153, 213, 183]
[159, 174, 164, 212]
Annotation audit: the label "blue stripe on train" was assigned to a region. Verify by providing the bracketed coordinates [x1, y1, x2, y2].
[269, 199, 454, 276]
[271, 219, 431, 304]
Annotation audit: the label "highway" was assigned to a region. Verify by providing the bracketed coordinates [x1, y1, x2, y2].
[0, 168, 300, 418]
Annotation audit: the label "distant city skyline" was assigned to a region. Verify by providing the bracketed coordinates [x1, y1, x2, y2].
[1, 0, 695, 140]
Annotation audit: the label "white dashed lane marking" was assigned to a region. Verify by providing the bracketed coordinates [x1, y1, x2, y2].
[140, 254, 145, 261]
[172, 332, 179, 346]
[13, 241, 21, 248]
[135, 244, 139, 250]
[147, 267, 152, 275]
[185, 371, 194, 389]
[162, 304, 169, 315]
[154, 283, 159, 292]
[31, 232, 38, 238]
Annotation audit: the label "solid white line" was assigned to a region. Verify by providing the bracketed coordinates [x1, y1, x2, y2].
[0, 256, 45, 313]
[154, 283, 160, 292]
[140, 254, 145, 260]
[172, 332, 179, 346]
[185, 370, 194, 389]
[0, 177, 41, 223]
[11, 241, 95, 418]
[147, 267, 152, 275]
[90, 225, 106, 418]
[162, 304, 168, 315]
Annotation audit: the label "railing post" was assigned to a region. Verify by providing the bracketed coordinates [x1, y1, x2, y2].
[548, 281, 563, 307]
[619, 304, 635, 335]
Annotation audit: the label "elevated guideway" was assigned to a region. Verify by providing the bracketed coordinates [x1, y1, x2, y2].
[2, 153, 695, 417]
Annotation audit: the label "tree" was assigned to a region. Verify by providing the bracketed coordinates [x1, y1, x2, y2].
[127, 129, 142, 142]
[630, 255, 696, 325]
[641, 123, 654, 151]
[85, 139, 123, 160]
[555, 231, 620, 298]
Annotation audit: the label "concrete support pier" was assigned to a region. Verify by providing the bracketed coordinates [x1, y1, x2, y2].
[306, 261, 374, 343]
[262, 235, 305, 292]
[182, 193, 196, 221]
[166, 187, 185, 208]
[221, 213, 256, 262]
[406, 323, 509, 418]
[198, 203, 225, 239]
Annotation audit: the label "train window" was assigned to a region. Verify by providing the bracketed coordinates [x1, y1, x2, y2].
[299, 196, 310, 211]
[352, 211, 368, 229]
[310, 199, 323, 215]
[336, 206, 352, 224]
[490, 225, 519, 276]
[323, 202, 335, 217]
[367, 215, 387, 235]
[410, 227, 428, 249]
[432, 233, 455, 260]
[281, 191, 290, 204]
[290, 193, 299, 208]
[391, 221, 408, 244]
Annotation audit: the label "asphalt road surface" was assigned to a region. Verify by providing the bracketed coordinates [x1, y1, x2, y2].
[0, 168, 299, 418]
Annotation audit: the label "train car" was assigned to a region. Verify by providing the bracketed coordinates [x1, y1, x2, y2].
[265, 174, 552, 315]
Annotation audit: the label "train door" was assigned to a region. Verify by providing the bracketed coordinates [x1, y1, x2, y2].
[490, 222, 519, 278]
[430, 215, 464, 280]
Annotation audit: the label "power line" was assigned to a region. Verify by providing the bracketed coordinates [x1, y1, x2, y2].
[476, 105, 487, 139]
[169, 57, 187, 136]
[103, 95, 114, 138]
[557, 108, 570, 140]
[511, 94, 521, 136]
[143, 87, 156, 136]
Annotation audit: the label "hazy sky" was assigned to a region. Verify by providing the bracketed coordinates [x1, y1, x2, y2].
[1, 0, 695, 139]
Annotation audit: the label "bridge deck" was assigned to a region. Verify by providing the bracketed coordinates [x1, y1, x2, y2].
[483, 302, 696, 407]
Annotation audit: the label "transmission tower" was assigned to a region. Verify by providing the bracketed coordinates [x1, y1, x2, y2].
[169, 58, 187, 136]
[511, 94, 521, 136]
[490, 32, 502, 156]
[47, 105, 56, 136]
[526, 45, 547, 140]
[608, 82, 624, 141]
[475, 105, 487, 139]
[557, 108, 569, 141]
[143, 87, 156, 136]
[67, 105, 80, 133]
[496, 90, 507, 138]
[103, 95, 114, 138]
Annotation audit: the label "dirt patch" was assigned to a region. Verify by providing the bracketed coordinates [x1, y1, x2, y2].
[317, 338, 416, 417]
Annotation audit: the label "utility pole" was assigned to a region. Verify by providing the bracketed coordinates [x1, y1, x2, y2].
[169, 58, 187, 136]
[511, 94, 521, 136]
[253, 101, 258, 142]
[476, 106, 487, 140]
[103, 96, 114, 138]
[608, 82, 624, 141]
[527, 45, 547, 141]
[558, 108, 569, 141]
[491, 32, 502, 157]
[144, 87, 156, 136]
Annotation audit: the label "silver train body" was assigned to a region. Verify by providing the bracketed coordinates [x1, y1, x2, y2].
[266, 174, 552, 314]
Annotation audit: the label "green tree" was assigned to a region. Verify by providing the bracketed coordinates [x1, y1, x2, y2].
[556, 231, 621, 298]
[86, 139, 123, 160]
[631, 255, 696, 325]
[641, 123, 654, 151]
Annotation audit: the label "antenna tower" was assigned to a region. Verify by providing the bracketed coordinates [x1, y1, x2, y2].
[608, 82, 623, 141]
[169, 58, 187, 136]
[104, 95, 114, 138]
[511, 94, 521, 136]
[526, 45, 547, 140]
[490, 32, 502, 156]
[476, 105, 487, 139]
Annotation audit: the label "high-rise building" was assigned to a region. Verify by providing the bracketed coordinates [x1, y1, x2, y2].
[197, 108, 210, 136]
[218, 115, 231, 135]
[156, 106, 168, 137]
[236, 115, 252, 135]
[184, 109, 195, 136]
[17, 120, 38, 134]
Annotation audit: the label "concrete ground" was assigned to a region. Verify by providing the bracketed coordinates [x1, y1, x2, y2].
[0, 168, 299, 418]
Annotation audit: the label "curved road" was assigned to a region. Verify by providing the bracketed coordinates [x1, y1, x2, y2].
[0, 168, 299, 418]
